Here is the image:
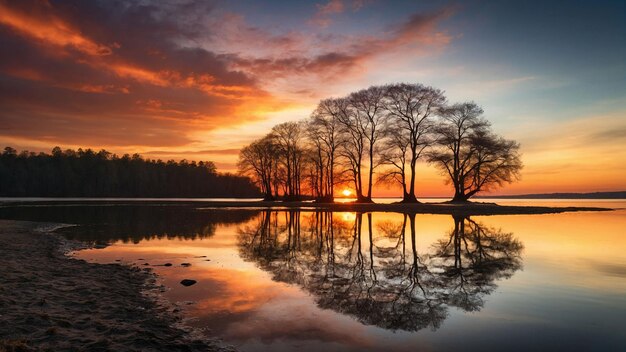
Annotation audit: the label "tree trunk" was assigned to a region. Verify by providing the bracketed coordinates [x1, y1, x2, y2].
[408, 157, 417, 199]
[367, 146, 374, 200]
[402, 192, 418, 203]
[451, 192, 470, 202]
[328, 154, 335, 202]
[402, 161, 418, 203]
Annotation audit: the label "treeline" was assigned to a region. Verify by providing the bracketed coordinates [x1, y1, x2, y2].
[0, 147, 260, 197]
[239, 82, 523, 202]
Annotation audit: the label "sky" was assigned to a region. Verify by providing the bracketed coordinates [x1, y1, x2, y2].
[0, 0, 624, 196]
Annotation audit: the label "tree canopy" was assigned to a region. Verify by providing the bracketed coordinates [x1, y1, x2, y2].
[427, 103, 522, 202]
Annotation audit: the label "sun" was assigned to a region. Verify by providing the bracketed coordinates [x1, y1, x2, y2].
[341, 189, 352, 197]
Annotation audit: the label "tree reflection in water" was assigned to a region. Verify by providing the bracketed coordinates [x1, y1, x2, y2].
[0, 205, 258, 243]
[238, 211, 523, 332]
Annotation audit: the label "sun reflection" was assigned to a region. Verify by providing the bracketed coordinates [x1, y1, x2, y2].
[341, 212, 356, 222]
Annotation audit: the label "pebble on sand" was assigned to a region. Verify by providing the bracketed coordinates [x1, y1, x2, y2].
[180, 279, 197, 287]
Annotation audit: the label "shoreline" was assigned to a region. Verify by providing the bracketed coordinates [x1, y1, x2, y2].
[0, 199, 615, 216]
[0, 220, 226, 352]
[200, 200, 615, 215]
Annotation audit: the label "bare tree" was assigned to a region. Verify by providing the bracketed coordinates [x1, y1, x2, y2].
[336, 97, 367, 201]
[348, 86, 388, 202]
[303, 135, 325, 200]
[383, 83, 446, 202]
[428, 102, 522, 202]
[238, 135, 279, 200]
[377, 124, 410, 197]
[271, 121, 306, 200]
[308, 98, 344, 202]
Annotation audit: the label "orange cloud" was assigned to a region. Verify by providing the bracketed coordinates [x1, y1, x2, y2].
[0, 0, 287, 151]
[0, 0, 112, 56]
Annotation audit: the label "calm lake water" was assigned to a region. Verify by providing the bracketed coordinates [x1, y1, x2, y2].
[1, 200, 625, 351]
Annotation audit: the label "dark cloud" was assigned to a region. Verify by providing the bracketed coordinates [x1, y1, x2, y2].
[232, 52, 360, 81]
[591, 127, 626, 142]
[231, 6, 455, 82]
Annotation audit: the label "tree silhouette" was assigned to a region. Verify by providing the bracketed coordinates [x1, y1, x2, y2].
[238, 83, 523, 203]
[307, 99, 344, 202]
[335, 96, 369, 202]
[238, 136, 280, 200]
[427, 102, 523, 202]
[382, 83, 447, 202]
[271, 122, 306, 200]
[348, 86, 389, 202]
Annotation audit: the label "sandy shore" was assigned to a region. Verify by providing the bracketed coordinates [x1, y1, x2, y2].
[0, 220, 226, 352]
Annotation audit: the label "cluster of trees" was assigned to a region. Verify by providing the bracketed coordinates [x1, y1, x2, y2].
[0, 147, 260, 197]
[239, 83, 522, 202]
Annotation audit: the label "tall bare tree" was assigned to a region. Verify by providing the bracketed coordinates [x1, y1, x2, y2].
[308, 98, 344, 202]
[238, 135, 279, 200]
[271, 121, 306, 200]
[377, 124, 410, 197]
[383, 83, 446, 202]
[304, 130, 326, 200]
[336, 97, 367, 201]
[349, 86, 388, 202]
[428, 102, 522, 202]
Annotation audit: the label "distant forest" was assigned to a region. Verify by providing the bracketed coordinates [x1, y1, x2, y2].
[477, 191, 626, 199]
[0, 147, 261, 197]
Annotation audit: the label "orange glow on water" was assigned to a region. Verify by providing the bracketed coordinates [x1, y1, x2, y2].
[69, 204, 626, 350]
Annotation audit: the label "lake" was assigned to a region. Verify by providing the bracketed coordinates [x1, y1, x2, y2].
[1, 199, 624, 351]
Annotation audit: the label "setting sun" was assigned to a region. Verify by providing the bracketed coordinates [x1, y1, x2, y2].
[341, 189, 352, 197]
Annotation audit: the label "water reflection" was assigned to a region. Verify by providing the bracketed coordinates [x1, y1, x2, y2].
[3, 203, 624, 350]
[0, 205, 257, 243]
[238, 211, 523, 332]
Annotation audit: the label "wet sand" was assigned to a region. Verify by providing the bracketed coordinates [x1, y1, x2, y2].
[0, 220, 226, 352]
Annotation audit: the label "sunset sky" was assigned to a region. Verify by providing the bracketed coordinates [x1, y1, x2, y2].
[0, 0, 624, 196]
